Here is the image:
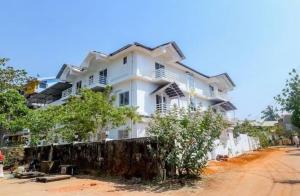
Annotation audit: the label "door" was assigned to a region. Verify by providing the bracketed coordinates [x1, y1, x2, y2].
[156, 95, 167, 113]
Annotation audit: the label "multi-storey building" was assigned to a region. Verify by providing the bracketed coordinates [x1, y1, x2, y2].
[35, 42, 236, 140]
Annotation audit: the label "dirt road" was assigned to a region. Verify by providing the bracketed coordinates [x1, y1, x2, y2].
[0, 147, 299, 196]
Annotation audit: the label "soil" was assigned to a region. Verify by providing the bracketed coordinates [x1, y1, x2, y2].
[0, 147, 299, 196]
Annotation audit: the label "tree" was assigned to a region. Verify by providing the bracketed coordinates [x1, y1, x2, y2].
[0, 89, 29, 133]
[233, 120, 271, 148]
[261, 105, 279, 121]
[148, 107, 227, 177]
[25, 105, 62, 145]
[56, 87, 140, 142]
[0, 58, 31, 92]
[275, 69, 300, 128]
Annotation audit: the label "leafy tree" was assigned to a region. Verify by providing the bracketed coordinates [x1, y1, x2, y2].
[0, 58, 31, 92]
[233, 120, 271, 148]
[0, 89, 29, 133]
[56, 87, 140, 142]
[25, 106, 62, 145]
[148, 107, 227, 177]
[261, 105, 279, 121]
[275, 69, 300, 128]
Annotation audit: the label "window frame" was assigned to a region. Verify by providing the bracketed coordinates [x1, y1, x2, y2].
[76, 80, 82, 93]
[119, 91, 129, 106]
[123, 56, 127, 64]
[88, 75, 94, 85]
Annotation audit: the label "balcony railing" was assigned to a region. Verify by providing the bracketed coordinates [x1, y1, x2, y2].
[211, 90, 229, 100]
[99, 75, 107, 85]
[156, 103, 170, 114]
[153, 68, 179, 82]
[62, 87, 72, 98]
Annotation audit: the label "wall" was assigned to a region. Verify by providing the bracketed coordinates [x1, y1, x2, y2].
[208, 130, 260, 160]
[23, 138, 162, 180]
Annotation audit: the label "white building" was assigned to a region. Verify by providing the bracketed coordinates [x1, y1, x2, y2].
[48, 42, 236, 140]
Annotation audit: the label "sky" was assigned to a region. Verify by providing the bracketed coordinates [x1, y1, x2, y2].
[1, 0, 300, 120]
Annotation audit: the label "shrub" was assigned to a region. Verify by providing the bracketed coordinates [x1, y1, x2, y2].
[148, 107, 227, 178]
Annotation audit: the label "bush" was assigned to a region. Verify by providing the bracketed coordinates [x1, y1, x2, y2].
[148, 107, 227, 178]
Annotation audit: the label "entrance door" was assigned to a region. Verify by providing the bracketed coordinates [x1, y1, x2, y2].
[156, 95, 166, 113]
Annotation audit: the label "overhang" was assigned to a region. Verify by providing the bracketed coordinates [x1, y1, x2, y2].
[212, 101, 237, 111]
[151, 82, 185, 98]
[28, 82, 72, 104]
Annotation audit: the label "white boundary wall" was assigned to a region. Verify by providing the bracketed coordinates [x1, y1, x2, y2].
[208, 130, 260, 160]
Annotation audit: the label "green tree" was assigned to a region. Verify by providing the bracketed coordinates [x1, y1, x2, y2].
[57, 87, 140, 142]
[261, 105, 279, 121]
[0, 89, 29, 133]
[0, 58, 31, 92]
[25, 106, 62, 145]
[148, 107, 227, 177]
[233, 120, 271, 148]
[275, 69, 300, 128]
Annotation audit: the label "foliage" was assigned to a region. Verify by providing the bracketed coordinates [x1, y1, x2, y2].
[275, 69, 300, 128]
[261, 105, 279, 121]
[26, 87, 140, 144]
[233, 120, 271, 148]
[25, 106, 62, 145]
[0, 89, 29, 133]
[148, 107, 227, 177]
[0, 58, 31, 92]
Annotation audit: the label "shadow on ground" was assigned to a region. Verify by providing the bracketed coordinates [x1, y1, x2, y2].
[75, 174, 200, 193]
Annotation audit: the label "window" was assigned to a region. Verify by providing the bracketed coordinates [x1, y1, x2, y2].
[88, 75, 94, 85]
[39, 81, 47, 89]
[119, 91, 129, 106]
[209, 85, 214, 96]
[123, 56, 127, 64]
[155, 62, 165, 78]
[99, 69, 107, 84]
[189, 97, 196, 111]
[187, 72, 195, 90]
[76, 81, 82, 93]
[118, 130, 129, 139]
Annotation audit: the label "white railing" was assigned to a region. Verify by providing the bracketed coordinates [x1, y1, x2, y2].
[156, 103, 170, 114]
[87, 75, 108, 88]
[98, 75, 107, 85]
[210, 90, 229, 100]
[153, 68, 180, 82]
[62, 87, 72, 98]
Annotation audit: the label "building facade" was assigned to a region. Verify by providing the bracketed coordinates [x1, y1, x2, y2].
[36, 42, 236, 140]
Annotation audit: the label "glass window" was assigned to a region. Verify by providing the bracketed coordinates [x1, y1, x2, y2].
[189, 97, 196, 111]
[119, 91, 129, 106]
[99, 69, 107, 84]
[209, 85, 215, 96]
[39, 81, 47, 89]
[187, 72, 195, 90]
[76, 81, 82, 93]
[88, 75, 94, 85]
[123, 56, 127, 64]
[118, 130, 129, 139]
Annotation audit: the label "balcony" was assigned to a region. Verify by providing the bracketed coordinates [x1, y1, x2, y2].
[153, 68, 181, 84]
[155, 103, 172, 114]
[87, 75, 108, 91]
[210, 90, 229, 101]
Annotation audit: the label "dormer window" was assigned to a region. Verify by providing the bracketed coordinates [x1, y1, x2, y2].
[123, 56, 127, 64]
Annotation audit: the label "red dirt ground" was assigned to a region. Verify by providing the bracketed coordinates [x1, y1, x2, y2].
[0, 147, 299, 196]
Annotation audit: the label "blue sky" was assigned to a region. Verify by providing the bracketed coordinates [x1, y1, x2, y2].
[1, 0, 300, 120]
